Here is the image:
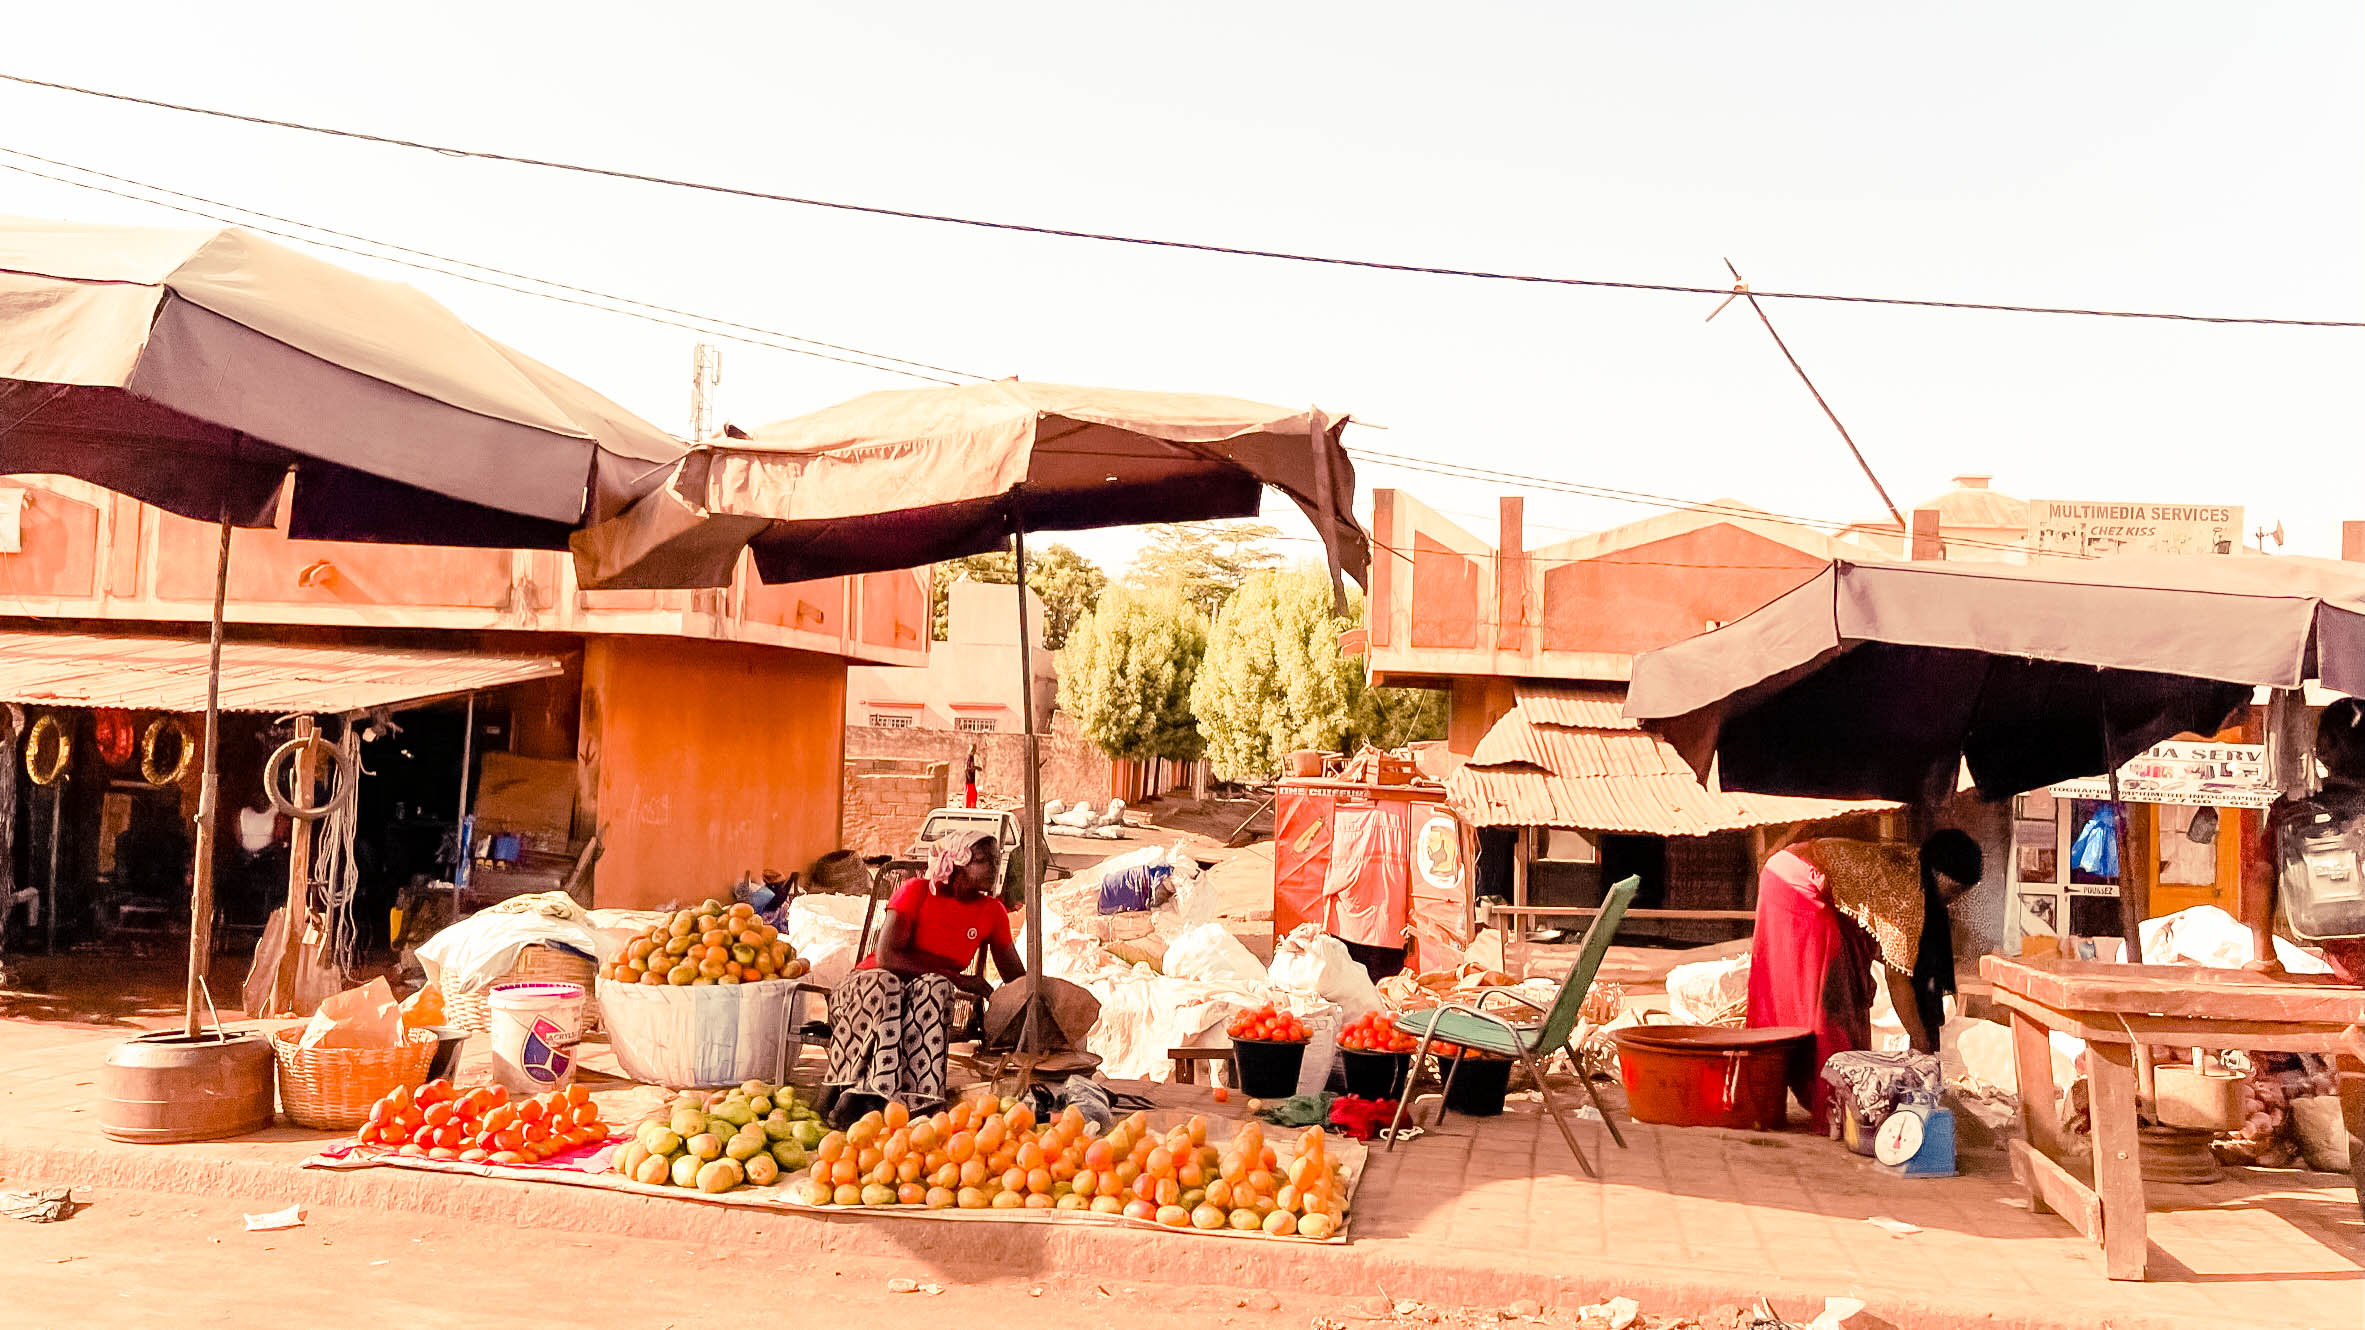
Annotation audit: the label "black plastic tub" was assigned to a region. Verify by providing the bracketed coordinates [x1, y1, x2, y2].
[1441, 1055, 1513, 1116]
[1230, 1037, 1307, 1098]
[1340, 1048, 1410, 1100]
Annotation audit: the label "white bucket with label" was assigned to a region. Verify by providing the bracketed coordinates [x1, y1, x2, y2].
[487, 981, 586, 1095]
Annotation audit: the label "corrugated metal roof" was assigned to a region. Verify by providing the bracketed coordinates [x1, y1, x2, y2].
[1511, 682, 1637, 730]
[1448, 697, 1892, 834]
[0, 632, 565, 715]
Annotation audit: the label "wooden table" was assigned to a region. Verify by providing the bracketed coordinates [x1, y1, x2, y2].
[1981, 955, 2365, 1280]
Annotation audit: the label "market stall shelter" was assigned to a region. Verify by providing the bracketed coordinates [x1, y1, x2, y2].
[0, 469, 929, 947]
[1272, 761, 1473, 975]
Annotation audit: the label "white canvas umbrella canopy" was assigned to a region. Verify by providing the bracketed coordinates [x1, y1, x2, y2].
[0, 215, 683, 1033]
[572, 379, 1370, 1049]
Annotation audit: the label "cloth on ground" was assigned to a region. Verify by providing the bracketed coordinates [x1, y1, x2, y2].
[1255, 1093, 1334, 1127]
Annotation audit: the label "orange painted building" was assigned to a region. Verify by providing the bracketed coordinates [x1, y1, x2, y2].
[0, 474, 926, 930]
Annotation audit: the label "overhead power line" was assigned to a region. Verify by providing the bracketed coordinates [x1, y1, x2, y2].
[3, 70, 2359, 330]
[0, 148, 978, 384]
[0, 143, 2076, 563]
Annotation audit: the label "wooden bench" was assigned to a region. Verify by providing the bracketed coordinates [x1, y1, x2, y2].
[1169, 1045, 1234, 1085]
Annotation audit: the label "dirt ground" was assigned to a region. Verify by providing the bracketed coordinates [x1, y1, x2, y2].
[0, 1186, 1627, 1330]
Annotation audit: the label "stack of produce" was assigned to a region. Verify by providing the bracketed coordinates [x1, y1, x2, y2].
[357, 1079, 608, 1163]
[1226, 1003, 1311, 1042]
[791, 1097, 1346, 1238]
[607, 899, 811, 987]
[1337, 1011, 1416, 1053]
[613, 1079, 824, 1194]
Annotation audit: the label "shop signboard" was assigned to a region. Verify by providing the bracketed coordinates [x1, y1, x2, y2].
[2048, 740, 2275, 809]
[2028, 499, 2243, 560]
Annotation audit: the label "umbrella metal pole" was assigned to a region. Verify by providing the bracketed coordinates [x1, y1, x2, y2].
[2099, 694, 2143, 957]
[1013, 520, 1045, 1057]
[181, 519, 231, 1040]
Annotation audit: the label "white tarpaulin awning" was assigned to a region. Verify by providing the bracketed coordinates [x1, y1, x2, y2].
[0, 631, 564, 715]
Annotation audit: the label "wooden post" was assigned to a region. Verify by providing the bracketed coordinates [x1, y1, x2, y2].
[2088, 1040, 2150, 1279]
[181, 518, 233, 1038]
[271, 715, 319, 1015]
[1013, 519, 1045, 1053]
[1510, 826, 1532, 980]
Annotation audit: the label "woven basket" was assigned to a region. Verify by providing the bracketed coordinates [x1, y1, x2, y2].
[271, 1025, 438, 1130]
[447, 945, 600, 1036]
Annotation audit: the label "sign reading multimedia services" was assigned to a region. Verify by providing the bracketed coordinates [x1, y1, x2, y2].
[2029, 499, 2242, 560]
[2048, 740, 2277, 809]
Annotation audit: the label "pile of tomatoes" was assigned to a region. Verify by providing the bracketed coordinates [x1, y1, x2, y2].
[357, 1079, 610, 1165]
[1337, 1010, 1417, 1054]
[1225, 1003, 1310, 1043]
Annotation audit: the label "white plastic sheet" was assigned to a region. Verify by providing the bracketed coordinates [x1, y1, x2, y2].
[1665, 953, 1752, 1026]
[1267, 924, 1382, 1020]
[596, 976, 804, 1088]
[1165, 923, 1267, 984]
[2140, 904, 2333, 973]
[786, 893, 875, 992]
[416, 909, 610, 993]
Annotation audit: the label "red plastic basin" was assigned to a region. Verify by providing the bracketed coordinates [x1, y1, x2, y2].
[1612, 1024, 1811, 1131]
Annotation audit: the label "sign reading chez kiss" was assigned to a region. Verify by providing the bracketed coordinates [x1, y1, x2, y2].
[2048, 740, 2278, 809]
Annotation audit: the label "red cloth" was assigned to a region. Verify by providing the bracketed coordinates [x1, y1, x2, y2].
[1322, 803, 1410, 949]
[1747, 847, 1879, 1130]
[857, 877, 1012, 973]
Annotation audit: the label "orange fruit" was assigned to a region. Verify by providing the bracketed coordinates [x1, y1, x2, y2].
[1097, 1173, 1124, 1198]
[909, 1121, 939, 1152]
[946, 1131, 976, 1163]
[959, 1160, 988, 1189]
[1026, 1168, 1054, 1195]
[897, 1182, 927, 1205]
[925, 1187, 955, 1210]
[1155, 1204, 1191, 1227]
[1145, 1147, 1174, 1178]
[884, 1101, 910, 1131]
[1014, 1141, 1045, 1171]
[1083, 1140, 1114, 1170]
[955, 1187, 989, 1210]
[1023, 1193, 1054, 1210]
[1001, 1167, 1028, 1193]
[897, 1156, 924, 1184]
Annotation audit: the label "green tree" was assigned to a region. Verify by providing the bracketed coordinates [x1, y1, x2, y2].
[930, 542, 1107, 649]
[1057, 587, 1209, 761]
[1191, 568, 1447, 782]
[1123, 520, 1283, 619]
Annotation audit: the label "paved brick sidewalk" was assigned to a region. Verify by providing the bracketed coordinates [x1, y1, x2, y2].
[1, 1012, 2355, 1329]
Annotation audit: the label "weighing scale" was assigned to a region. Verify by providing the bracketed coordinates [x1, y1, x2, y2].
[1871, 1103, 1957, 1177]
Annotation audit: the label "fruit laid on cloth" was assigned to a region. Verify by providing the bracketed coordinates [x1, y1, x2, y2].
[786, 1095, 1350, 1238]
[615, 1079, 820, 1191]
[607, 899, 811, 987]
[1226, 1004, 1310, 1043]
[1337, 1012, 1416, 1053]
[355, 1079, 609, 1163]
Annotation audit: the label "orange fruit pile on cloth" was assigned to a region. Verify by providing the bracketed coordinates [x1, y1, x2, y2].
[1337, 1011, 1417, 1053]
[792, 1098, 1345, 1238]
[357, 1079, 608, 1164]
[1225, 1003, 1311, 1043]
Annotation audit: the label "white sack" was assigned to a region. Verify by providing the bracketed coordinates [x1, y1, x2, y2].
[1164, 922, 1268, 985]
[2140, 904, 2332, 974]
[416, 908, 610, 993]
[1666, 953, 1752, 1026]
[787, 893, 876, 992]
[1267, 924, 1383, 1020]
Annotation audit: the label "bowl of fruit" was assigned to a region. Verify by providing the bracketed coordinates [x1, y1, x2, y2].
[1336, 1011, 1417, 1098]
[1225, 1003, 1311, 1098]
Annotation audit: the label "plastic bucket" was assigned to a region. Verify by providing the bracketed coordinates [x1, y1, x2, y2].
[422, 1027, 470, 1083]
[1341, 1048, 1410, 1100]
[1230, 1037, 1307, 1098]
[1441, 1056, 1513, 1116]
[487, 981, 586, 1095]
[1613, 1024, 1810, 1131]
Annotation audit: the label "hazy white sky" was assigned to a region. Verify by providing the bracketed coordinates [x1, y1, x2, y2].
[3, 3, 2357, 568]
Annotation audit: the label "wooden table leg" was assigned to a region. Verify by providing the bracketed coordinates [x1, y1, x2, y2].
[2336, 1048, 2364, 1224]
[2088, 1041, 2149, 1280]
[2010, 1011, 2064, 1162]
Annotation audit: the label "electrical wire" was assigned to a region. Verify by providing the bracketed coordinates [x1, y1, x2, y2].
[0, 149, 977, 385]
[4, 70, 2359, 330]
[0, 143, 2086, 563]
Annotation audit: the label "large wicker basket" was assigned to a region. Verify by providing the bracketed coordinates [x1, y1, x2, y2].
[271, 1025, 438, 1130]
[446, 945, 600, 1036]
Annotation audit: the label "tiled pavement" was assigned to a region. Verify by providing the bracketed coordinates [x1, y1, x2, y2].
[2, 1009, 2356, 1330]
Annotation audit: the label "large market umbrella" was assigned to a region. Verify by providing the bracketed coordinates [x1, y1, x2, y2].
[0, 215, 683, 1034]
[1623, 553, 2365, 944]
[570, 379, 1369, 1049]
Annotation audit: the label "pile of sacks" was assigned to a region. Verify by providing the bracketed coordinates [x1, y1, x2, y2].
[1042, 797, 1129, 840]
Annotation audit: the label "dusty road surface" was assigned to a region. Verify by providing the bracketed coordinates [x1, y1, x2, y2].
[2, 1186, 1595, 1330]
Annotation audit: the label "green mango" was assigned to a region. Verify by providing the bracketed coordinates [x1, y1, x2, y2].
[792, 1119, 824, 1149]
[713, 1101, 756, 1128]
[670, 1153, 702, 1187]
[762, 1119, 796, 1142]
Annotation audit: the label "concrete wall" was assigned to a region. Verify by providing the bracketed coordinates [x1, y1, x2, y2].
[841, 757, 951, 859]
[581, 636, 847, 908]
[840, 713, 1114, 856]
[845, 580, 1054, 732]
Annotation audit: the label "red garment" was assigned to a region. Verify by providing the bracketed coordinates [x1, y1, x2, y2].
[1322, 804, 1410, 949]
[858, 877, 1012, 973]
[1747, 846, 1879, 1130]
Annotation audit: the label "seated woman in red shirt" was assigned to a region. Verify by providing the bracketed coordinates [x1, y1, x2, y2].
[822, 830, 1025, 1125]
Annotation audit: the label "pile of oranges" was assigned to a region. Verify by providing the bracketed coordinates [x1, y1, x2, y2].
[357, 1079, 609, 1165]
[1337, 1011, 1418, 1054]
[793, 1097, 1343, 1239]
[1225, 1002, 1311, 1043]
[607, 898, 809, 987]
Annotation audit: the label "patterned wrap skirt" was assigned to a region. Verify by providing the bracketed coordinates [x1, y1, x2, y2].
[824, 968, 958, 1107]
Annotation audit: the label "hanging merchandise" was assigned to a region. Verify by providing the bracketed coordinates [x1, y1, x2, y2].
[2070, 803, 2122, 879]
[139, 717, 193, 788]
[23, 713, 68, 786]
[92, 709, 136, 768]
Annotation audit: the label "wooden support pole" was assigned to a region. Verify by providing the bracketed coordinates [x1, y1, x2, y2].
[271, 716, 319, 1015]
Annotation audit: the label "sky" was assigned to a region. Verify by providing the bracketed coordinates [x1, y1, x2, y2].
[2, 3, 2357, 570]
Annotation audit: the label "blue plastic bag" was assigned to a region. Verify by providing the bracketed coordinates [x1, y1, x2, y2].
[1097, 862, 1173, 914]
[2071, 804, 2121, 878]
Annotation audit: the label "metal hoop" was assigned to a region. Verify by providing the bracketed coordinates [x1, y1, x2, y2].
[140, 716, 194, 788]
[24, 713, 69, 787]
[263, 734, 352, 820]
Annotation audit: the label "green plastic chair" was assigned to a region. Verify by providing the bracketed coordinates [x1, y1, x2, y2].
[1384, 875, 1640, 1177]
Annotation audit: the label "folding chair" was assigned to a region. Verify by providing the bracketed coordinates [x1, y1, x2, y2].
[1385, 875, 1640, 1177]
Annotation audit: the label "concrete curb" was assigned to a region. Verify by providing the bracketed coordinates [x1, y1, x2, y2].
[0, 1134, 2213, 1330]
